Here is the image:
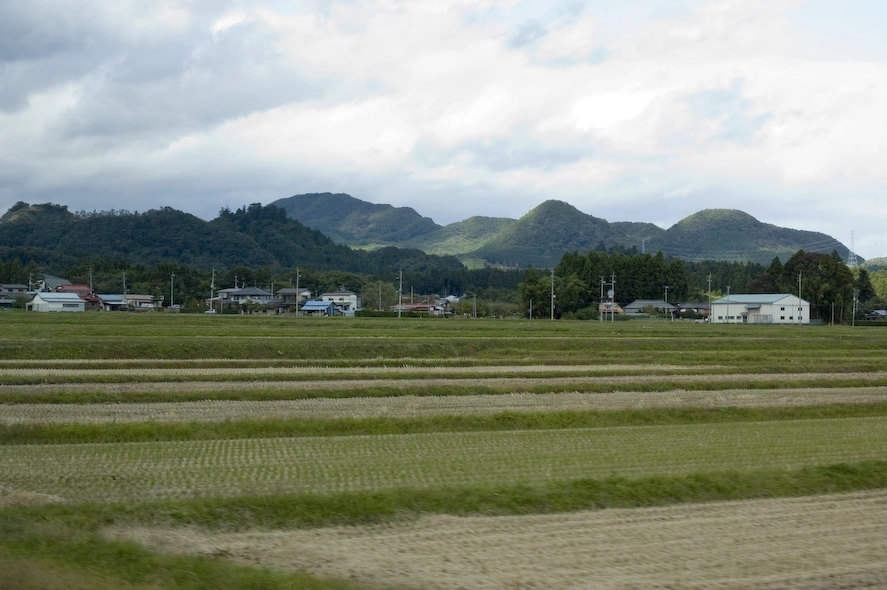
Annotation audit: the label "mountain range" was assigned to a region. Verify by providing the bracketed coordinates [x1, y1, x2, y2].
[271, 193, 854, 268]
[0, 201, 463, 274]
[0, 194, 857, 273]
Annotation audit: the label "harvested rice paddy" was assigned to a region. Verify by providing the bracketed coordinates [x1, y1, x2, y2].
[2, 313, 887, 589]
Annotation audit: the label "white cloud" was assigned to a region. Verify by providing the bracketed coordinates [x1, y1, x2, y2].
[2, 0, 887, 259]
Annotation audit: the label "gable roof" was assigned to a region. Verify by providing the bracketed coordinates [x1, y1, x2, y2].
[33, 292, 84, 302]
[711, 293, 802, 305]
[231, 287, 273, 296]
[97, 294, 125, 303]
[301, 300, 337, 310]
[624, 299, 675, 311]
[322, 289, 357, 297]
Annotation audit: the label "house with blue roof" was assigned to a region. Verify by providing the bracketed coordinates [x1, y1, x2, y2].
[300, 300, 338, 316]
[710, 293, 810, 325]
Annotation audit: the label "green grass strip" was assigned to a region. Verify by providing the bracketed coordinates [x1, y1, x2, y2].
[5, 460, 887, 531]
[4, 403, 887, 444]
[0, 524, 367, 590]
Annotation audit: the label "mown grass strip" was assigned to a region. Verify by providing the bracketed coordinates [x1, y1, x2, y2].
[0, 366, 714, 386]
[5, 403, 887, 444]
[5, 376, 887, 404]
[5, 460, 887, 531]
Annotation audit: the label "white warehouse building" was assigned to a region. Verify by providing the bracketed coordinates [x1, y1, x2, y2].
[27, 292, 85, 312]
[710, 294, 810, 325]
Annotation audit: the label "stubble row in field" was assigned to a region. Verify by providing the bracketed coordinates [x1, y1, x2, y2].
[3, 417, 886, 503]
[110, 489, 887, 590]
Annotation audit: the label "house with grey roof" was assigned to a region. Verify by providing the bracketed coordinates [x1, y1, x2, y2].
[623, 299, 676, 317]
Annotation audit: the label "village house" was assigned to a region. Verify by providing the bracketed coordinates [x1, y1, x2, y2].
[320, 289, 361, 312]
[623, 299, 676, 317]
[218, 286, 275, 306]
[275, 287, 312, 313]
[0, 283, 28, 297]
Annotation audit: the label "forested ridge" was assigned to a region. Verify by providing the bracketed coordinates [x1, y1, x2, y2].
[1, 201, 883, 320]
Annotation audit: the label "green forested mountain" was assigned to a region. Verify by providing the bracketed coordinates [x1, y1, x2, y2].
[648, 209, 850, 265]
[470, 200, 631, 267]
[270, 192, 440, 246]
[0, 202, 464, 276]
[410, 216, 517, 256]
[270, 193, 853, 268]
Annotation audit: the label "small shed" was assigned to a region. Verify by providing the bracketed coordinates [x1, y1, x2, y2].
[300, 300, 338, 316]
[97, 294, 125, 311]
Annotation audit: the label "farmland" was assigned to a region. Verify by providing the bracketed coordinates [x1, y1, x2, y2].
[2, 312, 887, 589]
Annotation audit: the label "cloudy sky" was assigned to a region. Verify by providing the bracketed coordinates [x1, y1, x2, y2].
[2, 0, 886, 258]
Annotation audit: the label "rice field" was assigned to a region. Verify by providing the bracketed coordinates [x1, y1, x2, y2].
[2, 312, 887, 589]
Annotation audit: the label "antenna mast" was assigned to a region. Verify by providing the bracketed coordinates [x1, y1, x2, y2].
[848, 231, 858, 268]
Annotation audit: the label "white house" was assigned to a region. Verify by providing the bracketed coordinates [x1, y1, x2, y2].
[27, 292, 85, 312]
[218, 287, 275, 306]
[320, 289, 361, 312]
[710, 293, 810, 324]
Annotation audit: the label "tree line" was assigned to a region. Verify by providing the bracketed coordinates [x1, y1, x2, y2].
[2, 246, 883, 322]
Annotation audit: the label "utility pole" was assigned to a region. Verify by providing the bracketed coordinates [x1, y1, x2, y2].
[725, 286, 731, 324]
[295, 268, 300, 317]
[210, 267, 216, 312]
[707, 273, 712, 324]
[398, 269, 403, 319]
[122, 271, 127, 307]
[852, 288, 859, 327]
[600, 277, 605, 323]
[170, 272, 175, 308]
[664, 285, 669, 321]
[550, 269, 555, 320]
[797, 271, 802, 325]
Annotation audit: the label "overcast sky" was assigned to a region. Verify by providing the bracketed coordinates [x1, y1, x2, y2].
[2, 0, 886, 258]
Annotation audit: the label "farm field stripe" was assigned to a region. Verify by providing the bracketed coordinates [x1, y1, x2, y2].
[2, 417, 886, 503]
[5, 461, 886, 529]
[107, 489, 887, 590]
[1, 365, 884, 384]
[4, 389, 887, 426]
[4, 373, 887, 404]
[2, 403, 887, 444]
[0, 364, 721, 385]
